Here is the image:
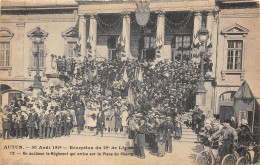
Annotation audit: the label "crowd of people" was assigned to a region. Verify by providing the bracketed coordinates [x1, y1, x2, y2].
[0, 58, 202, 158]
[187, 106, 257, 163]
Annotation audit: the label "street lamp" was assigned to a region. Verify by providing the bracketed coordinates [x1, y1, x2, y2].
[32, 26, 44, 97]
[196, 23, 209, 106]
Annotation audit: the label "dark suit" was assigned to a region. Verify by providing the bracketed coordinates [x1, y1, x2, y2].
[134, 124, 148, 158]
[76, 109, 84, 134]
[96, 111, 105, 136]
[38, 113, 45, 139]
[27, 112, 38, 139]
[162, 120, 174, 152]
[47, 114, 56, 138]
[14, 114, 25, 138]
[2, 114, 12, 140]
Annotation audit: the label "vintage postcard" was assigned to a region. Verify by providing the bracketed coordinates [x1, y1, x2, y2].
[0, 0, 259, 164]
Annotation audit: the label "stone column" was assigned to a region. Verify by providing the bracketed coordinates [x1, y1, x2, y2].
[155, 11, 165, 62]
[78, 15, 86, 60]
[193, 12, 202, 45]
[88, 14, 97, 59]
[122, 12, 131, 60]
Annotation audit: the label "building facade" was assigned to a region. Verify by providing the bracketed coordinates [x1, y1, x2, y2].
[0, 0, 259, 116]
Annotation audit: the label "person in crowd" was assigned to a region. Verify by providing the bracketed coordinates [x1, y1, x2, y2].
[55, 110, 62, 137]
[27, 108, 38, 139]
[2, 112, 12, 140]
[209, 119, 238, 161]
[95, 108, 105, 137]
[75, 106, 85, 135]
[134, 117, 148, 159]
[156, 115, 166, 157]
[175, 114, 182, 140]
[163, 116, 174, 153]
[38, 110, 46, 139]
[16, 110, 25, 139]
[238, 119, 253, 146]
[47, 110, 56, 139]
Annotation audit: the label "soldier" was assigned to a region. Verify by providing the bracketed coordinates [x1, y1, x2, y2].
[27, 108, 38, 139]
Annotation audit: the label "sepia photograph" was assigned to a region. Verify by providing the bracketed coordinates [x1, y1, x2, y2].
[0, 0, 260, 164]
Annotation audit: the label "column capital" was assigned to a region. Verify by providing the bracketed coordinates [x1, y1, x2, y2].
[194, 11, 202, 16]
[122, 11, 131, 18]
[207, 11, 214, 16]
[155, 10, 165, 17]
[78, 14, 86, 18]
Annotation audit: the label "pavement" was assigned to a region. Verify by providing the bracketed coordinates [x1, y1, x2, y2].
[0, 121, 204, 165]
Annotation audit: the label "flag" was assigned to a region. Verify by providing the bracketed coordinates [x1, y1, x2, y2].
[93, 67, 98, 77]
[138, 67, 143, 82]
[127, 86, 135, 107]
[88, 67, 93, 81]
[193, 33, 199, 47]
[123, 67, 128, 82]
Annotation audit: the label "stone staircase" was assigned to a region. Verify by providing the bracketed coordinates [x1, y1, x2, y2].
[175, 113, 198, 143]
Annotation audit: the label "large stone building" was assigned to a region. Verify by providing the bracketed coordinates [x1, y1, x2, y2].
[0, 0, 259, 118]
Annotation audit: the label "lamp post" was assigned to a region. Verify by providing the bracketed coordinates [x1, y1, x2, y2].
[196, 23, 209, 106]
[32, 27, 44, 97]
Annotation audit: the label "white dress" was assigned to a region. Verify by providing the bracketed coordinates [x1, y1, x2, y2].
[121, 110, 129, 127]
[86, 109, 98, 127]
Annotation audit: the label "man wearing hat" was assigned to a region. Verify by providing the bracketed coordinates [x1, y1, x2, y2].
[27, 108, 38, 139]
[163, 116, 174, 153]
[15, 110, 25, 139]
[75, 106, 85, 135]
[2, 112, 12, 140]
[47, 110, 56, 139]
[134, 117, 148, 159]
[209, 119, 238, 161]
[38, 110, 46, 139]
[94, 107, 105, 137]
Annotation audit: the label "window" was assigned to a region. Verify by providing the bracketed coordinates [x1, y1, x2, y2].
[139, 36, 156, 61]
[67, 42, 77, 58]
[107, 36, 120, 60]
[33, 42, 45, 67]
[227, 40, 243, 70]
[171, 35, 192, 62]
[0, 42, 10, 67]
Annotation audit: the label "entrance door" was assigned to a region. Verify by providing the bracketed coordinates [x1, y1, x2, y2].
[219, 106, 234, 123]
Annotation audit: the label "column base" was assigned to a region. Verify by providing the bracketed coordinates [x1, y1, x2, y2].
[196, 91, 207, 106]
